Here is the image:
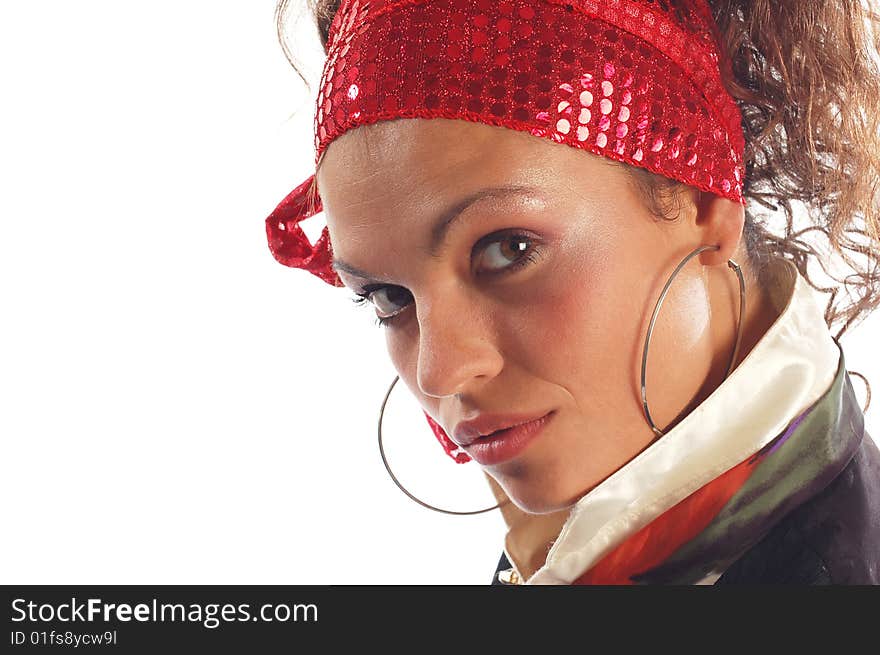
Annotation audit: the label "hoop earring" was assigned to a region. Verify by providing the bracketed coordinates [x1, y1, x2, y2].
[641, 244, 746, 439]
[377, 374, 510, 515]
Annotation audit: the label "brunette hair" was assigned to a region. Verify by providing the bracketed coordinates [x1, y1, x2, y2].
[275, 0, 880, 401]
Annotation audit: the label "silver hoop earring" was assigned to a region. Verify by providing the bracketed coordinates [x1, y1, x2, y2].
[377, 374, 509, 515]
[641, 244, 746, 439]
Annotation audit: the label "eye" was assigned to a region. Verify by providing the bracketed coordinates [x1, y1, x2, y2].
[473, 231, 540, 275]
[351, 285, 414, 327]
[350, 230, 542, 327]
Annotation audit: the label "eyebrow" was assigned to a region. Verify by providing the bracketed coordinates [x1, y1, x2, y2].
[330, 184, 541, 279]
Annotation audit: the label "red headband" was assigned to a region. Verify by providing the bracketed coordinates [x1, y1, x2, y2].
[265, 0, 746, 462]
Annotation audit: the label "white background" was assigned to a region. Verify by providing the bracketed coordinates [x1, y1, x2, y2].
[1, 1, 877, 584]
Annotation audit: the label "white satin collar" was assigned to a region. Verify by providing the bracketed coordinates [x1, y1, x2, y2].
[519, 256, 840, 584]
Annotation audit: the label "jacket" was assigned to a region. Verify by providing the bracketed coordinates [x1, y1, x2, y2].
[488, 256, 880, 585]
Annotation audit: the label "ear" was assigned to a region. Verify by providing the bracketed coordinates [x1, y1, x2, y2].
[692, 189, 746, 267]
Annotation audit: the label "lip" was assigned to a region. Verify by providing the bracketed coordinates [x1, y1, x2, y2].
[453, 410, 555, 446]
[461, 410, 555, 466]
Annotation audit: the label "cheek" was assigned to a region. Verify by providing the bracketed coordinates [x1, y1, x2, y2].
[640, 268, 714, 405]
[385, 330, 414, 385]
[384, 325, 440, 414]
[651, 272, 712, 354]
[503, 234, 708, 412]
[498, 246, 647, 411]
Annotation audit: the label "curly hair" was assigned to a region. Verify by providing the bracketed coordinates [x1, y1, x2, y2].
[275, 0, 880, 405]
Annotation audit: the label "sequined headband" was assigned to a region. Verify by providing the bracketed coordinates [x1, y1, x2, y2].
[265, 0, 747, 462]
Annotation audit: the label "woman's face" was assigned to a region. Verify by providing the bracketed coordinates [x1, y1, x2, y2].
[317, 117, 746, 514]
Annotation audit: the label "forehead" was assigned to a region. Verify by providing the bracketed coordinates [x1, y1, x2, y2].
[314, 117, 631, 277]
[317, 117, 560, 209]
[315, 116, 620, 218]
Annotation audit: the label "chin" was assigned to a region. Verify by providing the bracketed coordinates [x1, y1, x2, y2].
[488, 450, 600, 514]
[499, 475, 583, 515]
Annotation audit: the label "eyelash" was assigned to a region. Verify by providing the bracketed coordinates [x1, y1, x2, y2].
[349, 231, 542, 327]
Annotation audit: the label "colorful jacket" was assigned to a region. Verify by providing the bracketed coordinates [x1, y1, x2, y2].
[489, 256, 879, 585]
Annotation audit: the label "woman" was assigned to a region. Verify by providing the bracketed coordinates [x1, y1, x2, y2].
[265, 0, 880, 584]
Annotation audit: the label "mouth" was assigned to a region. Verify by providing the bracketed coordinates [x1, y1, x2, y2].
[453, 409, 556, 446]
[463, 410, 556, 466]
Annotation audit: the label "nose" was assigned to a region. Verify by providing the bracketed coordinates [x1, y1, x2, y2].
[414, 289, 504, 400]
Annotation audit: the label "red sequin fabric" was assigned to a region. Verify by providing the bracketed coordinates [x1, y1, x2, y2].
[264, 0, 747, 462]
